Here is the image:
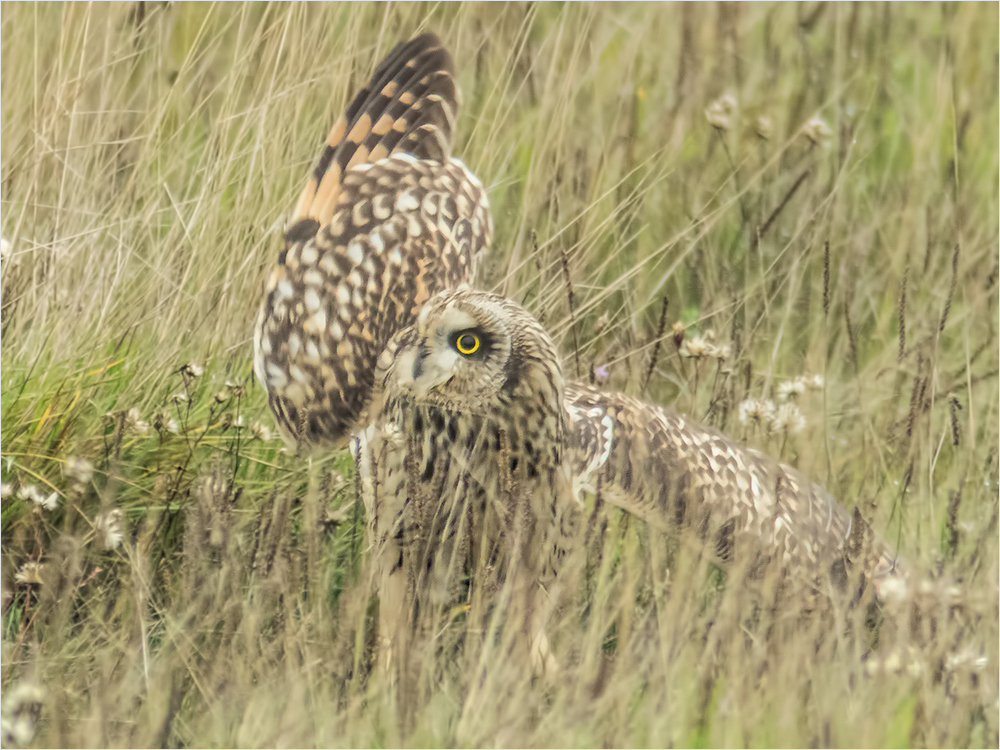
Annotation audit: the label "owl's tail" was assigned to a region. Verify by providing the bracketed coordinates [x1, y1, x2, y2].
[288, 32, 458, 238]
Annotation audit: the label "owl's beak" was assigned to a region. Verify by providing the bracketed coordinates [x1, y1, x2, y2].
[397, 343, 454, 398]
[410, 343, 430, 380]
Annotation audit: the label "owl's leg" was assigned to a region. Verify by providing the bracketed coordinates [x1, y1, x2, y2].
[528, 590, 559, 677]
[525, 471, 584, 678]
[507, 516, 562, 679]
[354, 425, 412, 680]
[418, 476, 474, 613]
[375, 547, 409, 678]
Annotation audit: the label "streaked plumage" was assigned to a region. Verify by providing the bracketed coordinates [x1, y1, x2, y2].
[254, 34, 907, 675]
[357, 288, 907, 674]
[254, 33, 491, 449]
[565, 384, 904, 598]
[357, 289, 576, 672]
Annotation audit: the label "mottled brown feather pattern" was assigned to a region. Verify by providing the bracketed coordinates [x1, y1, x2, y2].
[290, 33, 457, 231]
[362, 291, 908, 627]
[256, 35, 910, 678]
[358, 290, 576, 674]
[565, 383, 907, 598]
[254, 34, 490, 449]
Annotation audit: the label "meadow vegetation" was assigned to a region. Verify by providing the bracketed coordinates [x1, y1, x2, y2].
[1, 3, 998, 746]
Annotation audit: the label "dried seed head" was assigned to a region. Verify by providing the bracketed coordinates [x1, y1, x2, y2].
[14, 562, 44, 585]
[802, 116, 832, 145]
[876, 574, 910, 606]
[96, 508, 125, 550]
[738, 397, 777, 427]
[180, 361, 204, 378]
[778, 377, 808, 401]
[864, 646, 926, 678]
[1, 681, 45, 747]
[671, 321, 686, 348]
[124, 408, 149, 434]
[705, 93, 737, 131]
[17, 485, 59, 511]
[225, 381, 247, 399]
[152, 410, 181, 434]
[64, 457, 94, 485]
[593, 312, 610, 334]
[680, 334, 710, 359]
[944, 647, 989, 672]
[251, 421, 272, 441]
[770, 402, 806, 435]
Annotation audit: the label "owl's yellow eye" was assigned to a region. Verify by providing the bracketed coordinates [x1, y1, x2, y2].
[454, 332, 481, 355]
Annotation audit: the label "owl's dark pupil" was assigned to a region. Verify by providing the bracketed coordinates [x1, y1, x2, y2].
[456, 333, 479, 354]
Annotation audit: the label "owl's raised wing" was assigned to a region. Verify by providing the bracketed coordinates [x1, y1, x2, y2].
[254, 34, 492, 449]
[564, 383, 907, 600]
[287, 33, 458, 237]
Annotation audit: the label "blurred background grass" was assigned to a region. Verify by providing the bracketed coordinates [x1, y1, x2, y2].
[1, 2, 997, 747]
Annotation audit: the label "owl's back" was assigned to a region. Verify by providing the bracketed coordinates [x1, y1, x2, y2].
[565, 382, 907, 598]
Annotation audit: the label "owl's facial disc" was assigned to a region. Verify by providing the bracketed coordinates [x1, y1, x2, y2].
[396, 305, 498, 400]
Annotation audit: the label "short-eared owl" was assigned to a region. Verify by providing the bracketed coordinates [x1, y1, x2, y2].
[253, 34, 907, 672]
[360, 289, 579, 670]
[361, 288, 907, 667]
[254, 33, 491, 449]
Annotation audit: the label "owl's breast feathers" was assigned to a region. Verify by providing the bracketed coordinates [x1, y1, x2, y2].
[254, 34, 492, 449]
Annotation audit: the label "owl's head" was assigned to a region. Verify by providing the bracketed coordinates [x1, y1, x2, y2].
[377, 288, 565, 436]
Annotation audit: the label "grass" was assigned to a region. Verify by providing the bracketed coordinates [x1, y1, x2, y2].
[1, 2, 998, 747]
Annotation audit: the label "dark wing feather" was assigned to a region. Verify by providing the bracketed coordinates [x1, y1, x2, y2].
[255, 34, 491, 450]
[256, 156, 490, 448]
[289, 33, 457, 234]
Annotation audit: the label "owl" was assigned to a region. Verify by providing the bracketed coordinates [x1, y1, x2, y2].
[253, 34, 908, 676]
[253, 33, 492, 450]
[359, 289, 578, 674]
[359, 287, 909, 677]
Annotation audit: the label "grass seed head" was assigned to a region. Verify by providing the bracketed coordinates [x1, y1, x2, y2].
[770, 402, 806, 435]
[705, 93, 737, 131]
[802, 115, 833, 145]
[63, 457, 94, 485]
[738, 397, 777, 427]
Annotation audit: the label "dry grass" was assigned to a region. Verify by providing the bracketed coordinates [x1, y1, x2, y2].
[1, 2, 998, 747]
